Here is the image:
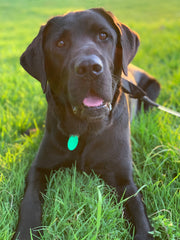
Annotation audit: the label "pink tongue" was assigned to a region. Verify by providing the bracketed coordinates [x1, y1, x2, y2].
[83, 96, 103, 107]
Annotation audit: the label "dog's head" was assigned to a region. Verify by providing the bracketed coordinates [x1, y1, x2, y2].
[20, 8, 139, 122]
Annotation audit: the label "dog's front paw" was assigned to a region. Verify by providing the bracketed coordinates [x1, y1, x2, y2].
[134, 232, 154, 240]
[12, 231, 30, 240]
[12, 232, 22, 240]
[12, 228, 41, 240]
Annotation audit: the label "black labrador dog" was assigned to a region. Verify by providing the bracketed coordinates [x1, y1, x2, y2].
[13, 8, 160, 240]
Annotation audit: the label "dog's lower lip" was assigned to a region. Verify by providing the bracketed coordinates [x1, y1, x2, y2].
[72, 102, 112, 114]
[83, 102, 112, 111]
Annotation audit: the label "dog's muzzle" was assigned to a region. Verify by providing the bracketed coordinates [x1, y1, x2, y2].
[72, 54, 112, 120]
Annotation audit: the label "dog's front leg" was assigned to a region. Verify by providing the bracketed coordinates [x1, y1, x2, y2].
[116, 181, 153, 240]
[12, 165, 49, 240]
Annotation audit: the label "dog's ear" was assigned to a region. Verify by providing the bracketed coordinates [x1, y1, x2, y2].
[91, 8, 140, 76]
[20, 25, 47, 93]
[118, 23, 140, 75]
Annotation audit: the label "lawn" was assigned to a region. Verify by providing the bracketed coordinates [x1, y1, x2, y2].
[0, 0, 179, 239]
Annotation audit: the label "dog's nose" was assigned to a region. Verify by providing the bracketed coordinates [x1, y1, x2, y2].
[75, 55, 103, 76]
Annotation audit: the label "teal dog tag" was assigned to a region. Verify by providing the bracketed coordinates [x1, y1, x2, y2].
[67, 135, 79, 151]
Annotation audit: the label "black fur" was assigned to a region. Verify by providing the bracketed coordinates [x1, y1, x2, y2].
[12, 8, 160, 240]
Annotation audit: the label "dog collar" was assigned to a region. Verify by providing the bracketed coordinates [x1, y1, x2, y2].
[67, 135, 79, 151]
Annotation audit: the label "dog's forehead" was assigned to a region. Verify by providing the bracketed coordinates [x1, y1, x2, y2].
[46, 10, 116, 35]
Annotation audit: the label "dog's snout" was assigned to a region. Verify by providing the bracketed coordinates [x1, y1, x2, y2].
[75, 55, 103, 77]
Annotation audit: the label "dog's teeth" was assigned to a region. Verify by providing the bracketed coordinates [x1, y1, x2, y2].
[73, 106, 78, 114]
[107, 103, 112, 111]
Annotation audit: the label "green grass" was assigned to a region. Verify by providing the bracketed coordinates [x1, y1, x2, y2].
[0, 0, 179, 239]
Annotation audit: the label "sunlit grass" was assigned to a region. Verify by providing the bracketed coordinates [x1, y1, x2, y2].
[0, 0, 179, 239]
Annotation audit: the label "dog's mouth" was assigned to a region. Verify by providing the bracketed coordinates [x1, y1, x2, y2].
[72, 92, 112, 120]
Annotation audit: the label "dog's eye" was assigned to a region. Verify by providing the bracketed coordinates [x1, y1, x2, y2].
[57, 40, 65, 48]
[99, 32, 108, 41]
